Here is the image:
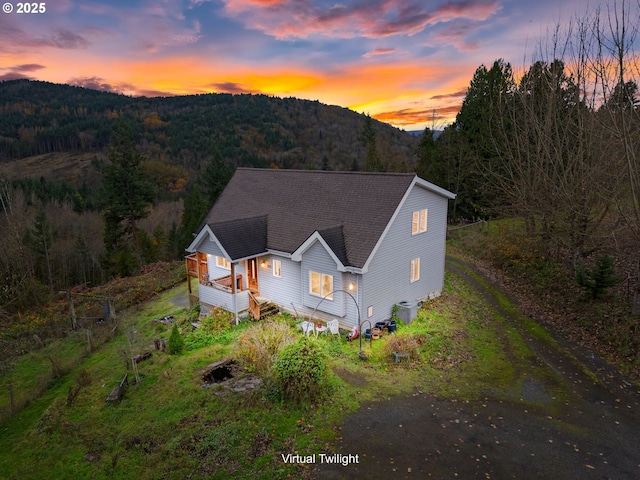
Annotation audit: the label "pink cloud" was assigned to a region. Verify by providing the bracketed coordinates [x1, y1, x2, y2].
[0, 63, 46, 81]
[220, 0, 500, 40]
[363, 48, 396, 58]
[435, 22, 481, 51]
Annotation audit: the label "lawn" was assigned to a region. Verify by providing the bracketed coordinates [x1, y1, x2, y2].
[0, 270, 538, 479]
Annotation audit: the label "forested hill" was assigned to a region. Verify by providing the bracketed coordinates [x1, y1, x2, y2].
[0, 79, 418, 180]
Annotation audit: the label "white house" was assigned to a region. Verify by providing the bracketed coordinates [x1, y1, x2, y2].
[185, 168, 455, 328]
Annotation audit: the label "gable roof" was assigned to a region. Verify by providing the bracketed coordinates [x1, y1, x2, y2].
[190, 168, 454, 269]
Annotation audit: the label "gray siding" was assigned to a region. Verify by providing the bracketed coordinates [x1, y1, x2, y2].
[199, 285, 249, 314]
[361, 185, 448, 324]
[341, 272, 361, 329]
[257, 255, 302, 310]
[301, 242, 345, 317]
[197, 239, 246, 285]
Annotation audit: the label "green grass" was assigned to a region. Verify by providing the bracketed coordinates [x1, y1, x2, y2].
[0, 265, 568, 479]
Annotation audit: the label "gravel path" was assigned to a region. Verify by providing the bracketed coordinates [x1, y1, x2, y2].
[313, 257, 640, 480]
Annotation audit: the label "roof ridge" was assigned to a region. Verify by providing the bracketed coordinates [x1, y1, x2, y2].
[235, 167, 415, 177]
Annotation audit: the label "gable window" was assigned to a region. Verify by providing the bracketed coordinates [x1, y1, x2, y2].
[216, 256, 231, 270]
[273, 260, 281, 278]
[412, 209, 428, 235]
[410, 258, 420, 283]
[309, 271, 333, 300]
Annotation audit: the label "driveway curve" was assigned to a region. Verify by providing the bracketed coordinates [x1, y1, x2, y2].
[313, 255, 640, 480]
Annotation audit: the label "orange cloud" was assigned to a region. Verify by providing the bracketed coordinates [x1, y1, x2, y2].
[373, 104, 462, 127]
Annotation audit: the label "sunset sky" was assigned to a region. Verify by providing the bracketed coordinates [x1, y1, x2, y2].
[0, 0, 596, 130]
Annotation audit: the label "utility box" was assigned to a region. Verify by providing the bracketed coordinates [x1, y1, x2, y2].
[396, 301, 418, 324]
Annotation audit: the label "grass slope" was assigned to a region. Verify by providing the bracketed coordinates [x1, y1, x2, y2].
[0, 270, 546, 479]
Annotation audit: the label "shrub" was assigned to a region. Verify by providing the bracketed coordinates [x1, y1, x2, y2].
[184, 329, 217, 351]
[168, 323, 184, 354]
[200, 307, 234, 335]
[576, 255, 622, 299]
[383, 332, 420, 360]
[271, 336, 327, 403]
[233, 320, 295, 376]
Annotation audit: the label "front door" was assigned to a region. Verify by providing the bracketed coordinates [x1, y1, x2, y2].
[247, 258, 258, 292]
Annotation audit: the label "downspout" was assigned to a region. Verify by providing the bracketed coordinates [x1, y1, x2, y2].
[231, 261, 238, 325]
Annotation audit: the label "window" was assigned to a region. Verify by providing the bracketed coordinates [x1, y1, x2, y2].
[411, 209, 428, 235]
[309, 271, 333, 300]
[410, 258, 420, 283]
[216, 256, 231, 270]
[273, 260, 281, 278]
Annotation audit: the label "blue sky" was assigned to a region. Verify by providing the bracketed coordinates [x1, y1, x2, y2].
[0, 0, 611, 129]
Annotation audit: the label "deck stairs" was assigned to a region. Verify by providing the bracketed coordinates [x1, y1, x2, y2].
[249, 292, 279, 320]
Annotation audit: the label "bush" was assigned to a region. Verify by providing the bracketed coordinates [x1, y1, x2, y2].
[200, 307, 234, 335]
[233, 319, 295, 376]
[576, 255, 622, 299]
[184, 329, 217, 351]
[271, 336, 327, 403]
[168, 323, 184, 354]
[382, 332, 420, 360]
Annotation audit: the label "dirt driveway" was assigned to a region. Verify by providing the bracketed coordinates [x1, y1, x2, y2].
[313, 257, 640, 479]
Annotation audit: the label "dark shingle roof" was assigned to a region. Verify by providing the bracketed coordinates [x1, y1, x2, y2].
[208, 215, 267, 260]
[202, 168, 417, 269]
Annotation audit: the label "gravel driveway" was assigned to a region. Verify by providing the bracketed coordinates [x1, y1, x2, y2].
[313, 257, 640, 480]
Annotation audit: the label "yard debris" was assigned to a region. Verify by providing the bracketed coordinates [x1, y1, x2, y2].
[153, 315, 175, 325]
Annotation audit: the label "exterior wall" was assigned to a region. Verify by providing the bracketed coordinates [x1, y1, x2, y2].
[199, 285, 249, 314]
[341, 272, 361, 330]
[197, 238, 246, 285]
[361, 185, 448, 325]
[257, 254, 302, 311]
[300, 242, 345, 317]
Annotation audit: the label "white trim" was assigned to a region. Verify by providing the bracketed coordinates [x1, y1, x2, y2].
[272, 259, 282, 278]
[410, 257, 420, 283]
[186, 224, 232, 259]
[216, 256, 231, 270]
[414, 176, 456, 199]
[309, 270, 334, 300]
[412, 208, 428, 235]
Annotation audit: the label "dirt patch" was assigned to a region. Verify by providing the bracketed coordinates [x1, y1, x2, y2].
[333, 367, 368, 387]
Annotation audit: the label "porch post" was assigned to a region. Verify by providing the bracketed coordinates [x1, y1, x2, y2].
[231, 261, 239, 325]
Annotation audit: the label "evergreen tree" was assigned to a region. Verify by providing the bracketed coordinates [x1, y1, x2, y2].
[180, 186, 209, 251]
[23, 210, 53, 291]
[360, 115, 384, 172]
[168, 323, 184, 354]
[415, 128, 438, 180]
[201, 151, 234, 207]
[99, 123, 154, 277]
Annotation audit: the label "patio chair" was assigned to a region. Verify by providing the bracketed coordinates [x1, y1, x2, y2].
[300, 321, 315, 337]
[326, 319, 340, 339]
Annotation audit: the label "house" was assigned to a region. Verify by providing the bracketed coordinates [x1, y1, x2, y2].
[185, 168, 455, 328]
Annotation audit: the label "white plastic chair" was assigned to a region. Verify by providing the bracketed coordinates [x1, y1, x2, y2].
[326, 319, 340, 339]
[300, 321, 315, 337]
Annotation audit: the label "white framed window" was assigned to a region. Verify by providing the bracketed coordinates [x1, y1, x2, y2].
[309, 271, 333, 300]
[272, 260, 281, 278]
[410, 258, 420, 283]
[412, 209, 428, 235]
[216, 256, 231, 270]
